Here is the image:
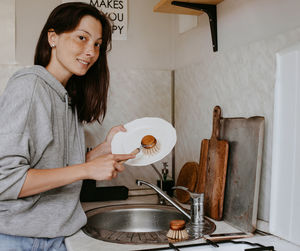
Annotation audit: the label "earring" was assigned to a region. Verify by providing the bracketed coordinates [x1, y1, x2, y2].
[51, 44, 56, 48]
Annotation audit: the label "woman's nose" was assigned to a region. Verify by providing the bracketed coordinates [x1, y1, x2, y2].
[85, 43, 96, 57]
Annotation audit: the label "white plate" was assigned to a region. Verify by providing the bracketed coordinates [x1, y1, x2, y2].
[111, 117, 177, 166]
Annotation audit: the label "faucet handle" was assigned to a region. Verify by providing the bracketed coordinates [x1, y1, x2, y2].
[172, 186, 203, 199]
[173, 186, 189, 192]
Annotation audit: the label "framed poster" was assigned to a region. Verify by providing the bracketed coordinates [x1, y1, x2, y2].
[63, 0, 127, 40]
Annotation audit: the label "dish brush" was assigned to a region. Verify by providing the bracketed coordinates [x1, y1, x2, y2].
[166, 220, 189, 241]
[139, 135, 160, 156]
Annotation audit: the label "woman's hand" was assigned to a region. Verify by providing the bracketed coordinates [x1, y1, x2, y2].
[85, 153, 135, 180]
[105, 125, 126, 147]
[103, 125, 126, 153]
[18, 151, 136, 198]
[86, 125, 126, 161]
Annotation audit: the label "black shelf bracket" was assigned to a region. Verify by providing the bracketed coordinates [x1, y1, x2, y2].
[171, 1, 218, 52]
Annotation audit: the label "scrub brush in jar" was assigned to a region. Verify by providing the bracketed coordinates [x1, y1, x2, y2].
[166, 220, 189, 241]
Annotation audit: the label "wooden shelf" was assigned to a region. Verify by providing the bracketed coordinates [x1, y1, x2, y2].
[154, 0, 223, 15]
[153, 0, 224, 51]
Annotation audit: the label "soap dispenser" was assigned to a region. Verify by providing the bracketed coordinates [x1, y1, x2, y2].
[156, 162, 175, 197]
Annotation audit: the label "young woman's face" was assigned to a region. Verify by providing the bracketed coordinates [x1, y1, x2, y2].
[47, 15, 103, 85]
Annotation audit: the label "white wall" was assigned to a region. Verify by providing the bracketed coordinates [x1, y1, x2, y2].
[15, 0, 61, 65]
[109, 0, 175, 70]
[173, 0, 300, 228]
[174, 0, 300, 68]
[0, 0, 15, 64]
[15, 0, 174, 70]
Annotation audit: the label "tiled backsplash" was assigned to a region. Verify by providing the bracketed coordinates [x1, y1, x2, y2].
[84, 68, 173, 189]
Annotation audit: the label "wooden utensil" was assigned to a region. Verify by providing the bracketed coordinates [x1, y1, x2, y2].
[195, 106, 229, 220]
[175, 162, 198, 204]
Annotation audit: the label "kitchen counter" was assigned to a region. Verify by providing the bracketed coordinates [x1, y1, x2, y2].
[65, 190, 300, 251]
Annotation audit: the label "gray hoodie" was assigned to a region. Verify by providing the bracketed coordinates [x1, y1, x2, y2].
[0, 65, 86, 238]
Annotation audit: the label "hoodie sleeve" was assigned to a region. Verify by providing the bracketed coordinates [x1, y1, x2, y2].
[0, 74, 53, 200]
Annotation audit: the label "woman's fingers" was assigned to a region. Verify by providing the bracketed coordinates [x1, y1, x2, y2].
[112, 148, 139, 164]
[112, 170, 118, 179]
[86, 152, 136, 181]
[115, 163, 125, 172]
[110, 162, 124, 179]
[114, 153, 137, 162]
[105, 125, 127, 144]
[112, 124, 126, 133]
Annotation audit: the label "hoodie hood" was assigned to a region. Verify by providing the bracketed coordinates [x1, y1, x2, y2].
[11, 65, 68, 102]
[9, 65, 83, 166]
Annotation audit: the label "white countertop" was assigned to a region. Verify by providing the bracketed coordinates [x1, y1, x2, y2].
[65, 191, 300, 251]
[66, 233, 300, 251]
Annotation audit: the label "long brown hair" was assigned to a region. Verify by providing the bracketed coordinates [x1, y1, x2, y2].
[34, 2, 112, 123]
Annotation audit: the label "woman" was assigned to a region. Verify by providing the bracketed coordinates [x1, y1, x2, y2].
[0, 2, 135, 250]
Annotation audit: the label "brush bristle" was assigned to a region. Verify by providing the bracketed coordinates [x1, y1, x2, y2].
[166, 229, 189, 240]
[142, 141, 160, 156]
[166, 220, 189, 241]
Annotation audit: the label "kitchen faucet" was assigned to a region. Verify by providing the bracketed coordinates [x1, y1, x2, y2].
[136, 179, 207, 238]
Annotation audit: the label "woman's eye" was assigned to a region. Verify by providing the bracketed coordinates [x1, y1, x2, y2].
[95, 43, 101, 48]
[79, 35, 86, 41]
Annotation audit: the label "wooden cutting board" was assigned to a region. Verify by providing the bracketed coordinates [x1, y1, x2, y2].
[175, 162, 198, 204]
[220, 116, 264, 233]
[195, 106, 229, 221]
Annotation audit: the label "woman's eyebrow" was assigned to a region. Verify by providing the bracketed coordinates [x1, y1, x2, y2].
[76, 29, 102, 40]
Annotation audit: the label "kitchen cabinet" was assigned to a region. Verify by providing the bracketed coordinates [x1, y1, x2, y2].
[153, 0, 224, 51]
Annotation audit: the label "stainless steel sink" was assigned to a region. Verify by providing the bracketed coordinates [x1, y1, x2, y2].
[82, 204, 216, 244]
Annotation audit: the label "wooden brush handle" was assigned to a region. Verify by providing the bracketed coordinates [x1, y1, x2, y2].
[169, 220, 186, 230]
[141, 135, 157, 149]
[118, 148, 140, 164]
